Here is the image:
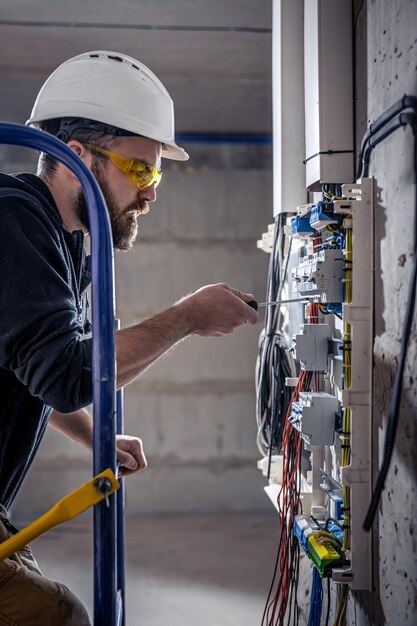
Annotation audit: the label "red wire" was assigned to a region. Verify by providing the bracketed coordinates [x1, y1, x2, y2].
[265, 303, 321, 624]
[266, 371, 306, 624]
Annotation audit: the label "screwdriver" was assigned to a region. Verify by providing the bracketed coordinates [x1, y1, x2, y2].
[247, 298, 310, 311]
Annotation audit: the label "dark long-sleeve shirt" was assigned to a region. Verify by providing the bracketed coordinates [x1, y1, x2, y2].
[0, 172, 92, 508]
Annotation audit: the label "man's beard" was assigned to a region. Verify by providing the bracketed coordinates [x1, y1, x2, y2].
[74, 158, 149, 251]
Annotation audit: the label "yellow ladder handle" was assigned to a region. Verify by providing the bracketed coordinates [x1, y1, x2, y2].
[0, 469, 119, 562]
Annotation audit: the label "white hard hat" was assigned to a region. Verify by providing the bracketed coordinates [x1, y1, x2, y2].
[26, 50, 188, 161]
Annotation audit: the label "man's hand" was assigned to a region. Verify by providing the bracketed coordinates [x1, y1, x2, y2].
[116, 434, 147, 477]
[49, 409, 147, 478]
[115, 282, 258, 387]
[182, 283, 259, 336]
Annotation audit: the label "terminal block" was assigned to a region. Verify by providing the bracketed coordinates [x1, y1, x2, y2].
[293, 323, 331, 371]
[326, 521, 344, 544]
[307, 534, 346, 577]
[291, 249, 344, 303]
[309, 201, 340, 230]
[291, 214, 316, 238]
[293, 514, 320, 553]
[290, 201, 341, 236]
[289, 392, 340, 446]
[293, 515, 346, 577]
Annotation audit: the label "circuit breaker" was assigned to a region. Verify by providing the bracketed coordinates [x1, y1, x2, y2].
[291, 249, 344, 302]
[289, 391, 340, 446]
[293, 323, 330, 371]
[257, 179, 374, 595]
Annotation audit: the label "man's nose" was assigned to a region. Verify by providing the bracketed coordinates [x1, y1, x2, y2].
[139, 184, 157, 203]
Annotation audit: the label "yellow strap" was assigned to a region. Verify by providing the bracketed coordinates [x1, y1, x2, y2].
[0, 469, 119, 561]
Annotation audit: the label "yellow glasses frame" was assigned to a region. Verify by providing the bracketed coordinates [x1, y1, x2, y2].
[83, 143, 162, 190]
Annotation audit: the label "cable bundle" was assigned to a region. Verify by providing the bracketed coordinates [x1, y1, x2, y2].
[256, 215, 293, 460]
[307, 567, 323, 626]
[262, 370, 313, 625]
[332, 584, 348, 625]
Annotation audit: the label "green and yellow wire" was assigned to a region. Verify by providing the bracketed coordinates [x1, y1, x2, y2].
[333, 219, 353, 625]
[323, 190, 344, 201]
[344, 225, 352, 304]
[333, 584, 349, 626]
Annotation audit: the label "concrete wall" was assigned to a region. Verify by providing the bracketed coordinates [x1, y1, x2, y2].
[11, 144, 273, 517]
[344, 1, 417, 624]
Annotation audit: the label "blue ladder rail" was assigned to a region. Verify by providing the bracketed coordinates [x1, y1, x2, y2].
[0, 122, 123, 626]
[116, 320, 126, 626]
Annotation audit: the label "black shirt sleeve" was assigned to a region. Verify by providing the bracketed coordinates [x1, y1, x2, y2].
[0, 197, 93, 412]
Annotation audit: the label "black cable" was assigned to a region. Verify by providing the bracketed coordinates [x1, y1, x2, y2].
[360, 95, 417, 154]
[362, 112, 415, 177]
[325, 517, 344, 531]
[267, 337, 293, 474]
[304, 371, 313, 392]
[291, 540, 300, 626]
[256, 215, 293, 459]
[363, 114, 417, 531]
[357, 95, 417, 178]
[286, 536, 300, 626]
[261, 530, 283, 625]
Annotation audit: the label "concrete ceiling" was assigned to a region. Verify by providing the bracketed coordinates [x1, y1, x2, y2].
[0, 0, 272, 135]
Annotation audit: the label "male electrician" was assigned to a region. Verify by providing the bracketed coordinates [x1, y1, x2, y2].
[0, 50, 258, 625]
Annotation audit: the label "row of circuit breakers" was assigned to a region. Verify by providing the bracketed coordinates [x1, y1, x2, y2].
[290, 198, 346, 449]
[289, 181, 372, 591]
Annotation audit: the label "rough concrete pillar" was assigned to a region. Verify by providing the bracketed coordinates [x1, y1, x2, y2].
[346, 1, 417, 624]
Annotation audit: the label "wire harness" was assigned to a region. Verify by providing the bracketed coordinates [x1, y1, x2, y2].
[256, 215, 293, 464]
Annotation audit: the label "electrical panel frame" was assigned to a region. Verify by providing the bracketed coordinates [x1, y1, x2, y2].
[331, 179, 374, 590]
[257, 178, 374, 592]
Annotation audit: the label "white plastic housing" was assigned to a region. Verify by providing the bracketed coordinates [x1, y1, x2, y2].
[304, 0, 354, 188]
[272, 0, 306, 214]
[290, 392, 339, 446]
[291, 249, 344, 302]
[331, 178, 374, 591]
[293, 323, 331, 371]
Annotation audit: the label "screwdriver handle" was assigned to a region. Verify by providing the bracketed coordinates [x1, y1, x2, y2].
[247, 299, 258, 311]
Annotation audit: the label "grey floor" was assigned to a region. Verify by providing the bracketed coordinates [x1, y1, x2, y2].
[31, 512, 280, 626]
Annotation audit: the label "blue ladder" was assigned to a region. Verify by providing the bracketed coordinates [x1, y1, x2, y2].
[0, 122, 124, 626]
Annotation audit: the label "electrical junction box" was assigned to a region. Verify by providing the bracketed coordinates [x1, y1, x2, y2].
[304, 0, 354, 189]
[293, 323, 330, 371]
[309, 201, 340, 229]
[289, 392, 340, 446]
[291, 249, 344, 302]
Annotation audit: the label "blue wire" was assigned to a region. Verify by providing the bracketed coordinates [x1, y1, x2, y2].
[307, 566, 323, 626]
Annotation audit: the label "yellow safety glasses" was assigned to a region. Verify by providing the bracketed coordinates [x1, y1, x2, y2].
[83, 143, 162, 190]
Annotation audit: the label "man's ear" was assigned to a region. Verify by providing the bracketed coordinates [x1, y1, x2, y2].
[65, 141, 92, 183]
